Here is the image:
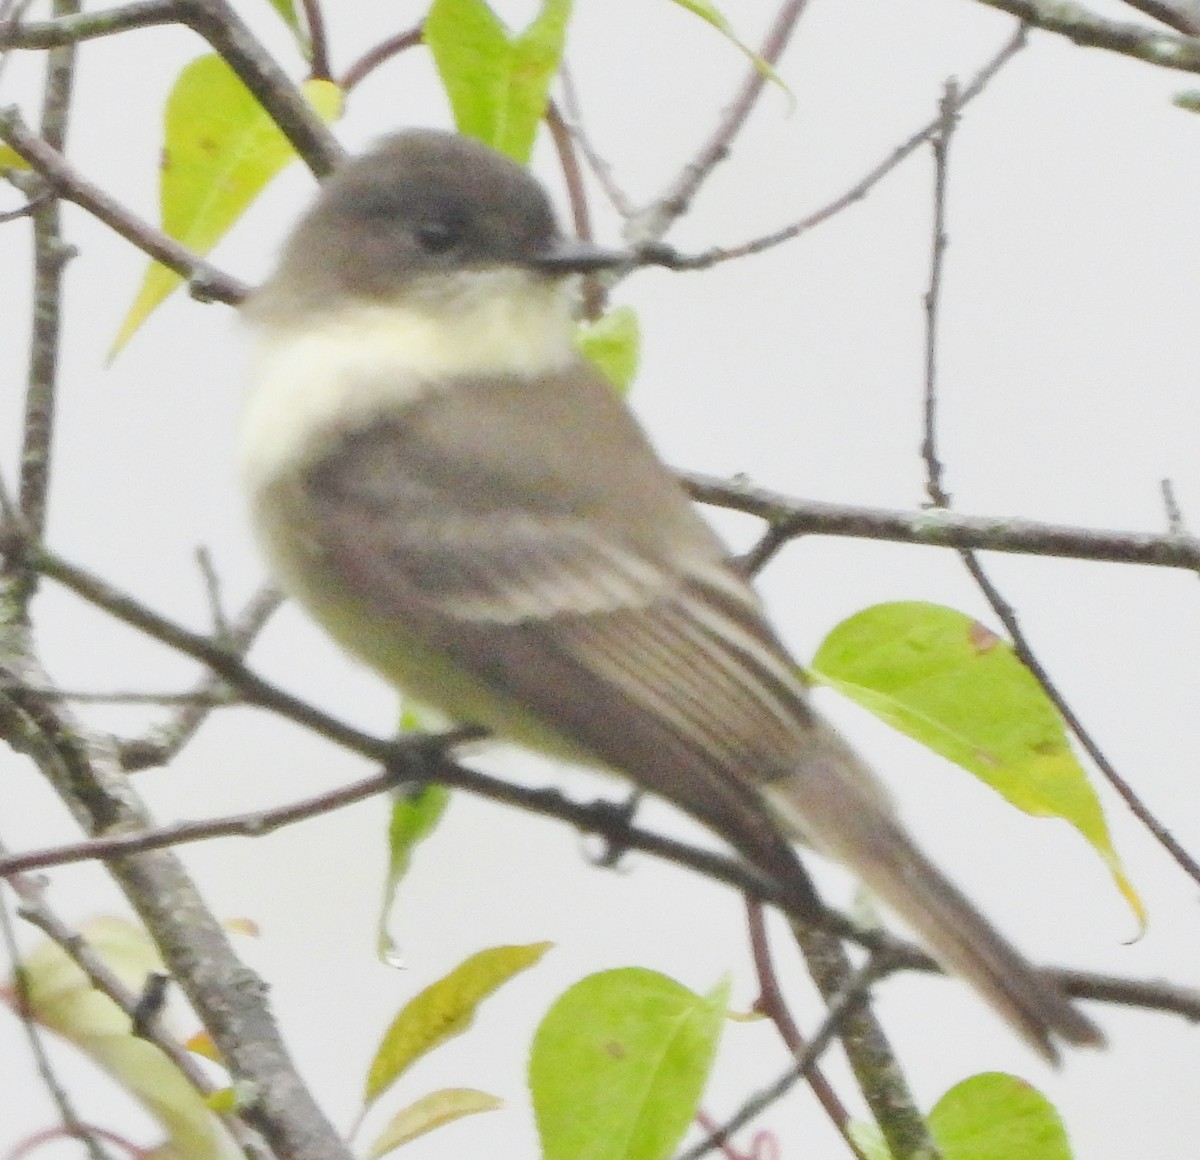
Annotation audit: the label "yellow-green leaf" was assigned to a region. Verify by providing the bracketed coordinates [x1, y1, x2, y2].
[847, 1120, 894, 1160]
[0, 145, 30, 170]
[425, 0, 571, 163]
[667, 0, 789, 95]
[111, 56, 342, 356]
[576, 305, 640, 393]
[364, 1088, 502, 1159]
[810, 601, 1143, 926]
[530, 968, 730, 1160]
[262, 0, 301, 35]
[10, 916, 239, 1160]
[930, 1073, 1073, 1160]
[364, 941, 551, 1105]
[377, 781, 451, 963]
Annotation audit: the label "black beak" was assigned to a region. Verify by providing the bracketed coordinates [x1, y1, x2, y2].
[531, 236, 633, 273]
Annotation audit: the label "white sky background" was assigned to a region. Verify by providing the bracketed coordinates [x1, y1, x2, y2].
[3, 0, 1200, 1155]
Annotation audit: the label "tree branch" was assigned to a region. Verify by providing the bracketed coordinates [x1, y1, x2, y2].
[0, 0, 179, 48]
[176, 0, 342, 176]
[0, 105, 248, 304]
[970, 0, 1200, 73]
[13, 0, 78, 620]
[684, 470, 1200, 569]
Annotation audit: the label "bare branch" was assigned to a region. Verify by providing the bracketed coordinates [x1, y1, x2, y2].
[963, 553, 1200, 888]
[675, 958, 885, 1160]
[0, 106, 249, 304]
[297, 0, 329, 80]
[339, 23, 421, 92]
[684, 470, 1200, 569]
[176, 0, 342, 176]
[0, 0, 343, 177]
[557, 63, 634, 217]
[633, 26, 1027, 269]
[0, 644, 354, 1160]
[0, 0, 179, 48]
[0, 877, 112, 1160]
[14, 0, 79, 620]
[921, 81, 958, 508]
[972, 0, 1200, 73]
[746, 900, 866, 1160]
[3, 857, 252, 1145]
[911, 75, 1200, 895]
[119, 583, 283, 772]
[1118, 0, 1200, 35]
[632, 0, 813, 243]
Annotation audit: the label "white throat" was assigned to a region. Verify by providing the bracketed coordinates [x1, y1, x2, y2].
[240, 268, 578, 495]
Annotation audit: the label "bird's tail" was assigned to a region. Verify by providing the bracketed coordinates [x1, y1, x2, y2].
[762, 727, 1104, 1063]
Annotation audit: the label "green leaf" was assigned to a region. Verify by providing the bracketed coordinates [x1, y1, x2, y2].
[930, 1073, 1073, 1160]
[530, 968, 730, 1160]
[1173, 90, 1200, 113]
[576, 305, 640, 393]
[364, 941, 551, 1105]
[425, 0, 572, 163]
[503, 0, 572, 161]
[0, 145, 30, 170]
[667, 0, 789, 95]
[263, 0, 301, 34]
[364, 1088, 502, 1159]
[377, 781, 451, 962]
[810, 601, 1143, 926]
[10, 917, 239, 1160]
[846, 1121, 894, 1160]
[111, 56, 343, 356]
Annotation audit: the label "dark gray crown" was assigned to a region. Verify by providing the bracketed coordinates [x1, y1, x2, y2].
[255, 130, 562, 319]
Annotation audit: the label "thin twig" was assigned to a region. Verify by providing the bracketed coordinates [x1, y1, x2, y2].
[0, 191, 51, 222]
[964, 555, 1200, 888]
[633, 0, 812, 243]
[746, 900, 866, 1160]
[298, 0, 329, 80]
[675, 959, 885, 1160]
[921, 81, 957, 508]
[15, 0, 79, 617]
[546, 98, 606, 320]
[0, 645, 353, 1160]
[0, 873, 112, 1160]
[557, 62, 633, 216]
[1161, 478, 1186, 535]
[339, 24, 421, 92]
[0, 684, 234, 705]
[914, 75, 1200, 891]
[546, 99, 593, 244]
[3, 857, 242, 1127]
[119, 583, 283, 772]
[194, 546, 230, 640]
[640, 26, 1027, 270]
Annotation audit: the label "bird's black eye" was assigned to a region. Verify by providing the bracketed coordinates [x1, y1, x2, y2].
[414, 217, 461, 253]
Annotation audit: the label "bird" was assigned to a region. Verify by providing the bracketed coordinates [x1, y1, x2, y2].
[239, 128, 1103, 1062]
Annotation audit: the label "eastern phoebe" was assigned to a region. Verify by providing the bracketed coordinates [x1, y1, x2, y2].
[240, 130, 1101, 1060]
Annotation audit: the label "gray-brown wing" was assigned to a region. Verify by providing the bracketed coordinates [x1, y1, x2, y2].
[294, 368, 826, 898]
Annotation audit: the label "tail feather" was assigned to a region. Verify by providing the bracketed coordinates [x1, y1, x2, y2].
[763, 737, 1104, 1062]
